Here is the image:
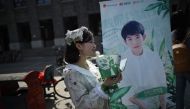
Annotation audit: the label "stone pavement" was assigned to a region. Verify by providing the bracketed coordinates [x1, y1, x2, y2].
[0, 56, 74, 109]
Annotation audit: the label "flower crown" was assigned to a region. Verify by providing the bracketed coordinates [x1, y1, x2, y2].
[65, 26, 88, 45]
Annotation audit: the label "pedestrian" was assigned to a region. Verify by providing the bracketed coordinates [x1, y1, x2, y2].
[171, 10, 190, 109]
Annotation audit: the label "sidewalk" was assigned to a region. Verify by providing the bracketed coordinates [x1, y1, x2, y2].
[0, 56, 74, 109]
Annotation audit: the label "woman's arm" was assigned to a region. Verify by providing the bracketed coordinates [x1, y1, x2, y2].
[64, 71, 109, 109]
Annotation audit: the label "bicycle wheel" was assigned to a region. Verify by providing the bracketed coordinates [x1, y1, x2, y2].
[54, 78, 71, 99]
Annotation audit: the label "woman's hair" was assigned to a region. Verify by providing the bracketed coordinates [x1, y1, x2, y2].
[64, 28, 93, 64]
[172, 10, 189, 43]
[121, 20, 145, 40]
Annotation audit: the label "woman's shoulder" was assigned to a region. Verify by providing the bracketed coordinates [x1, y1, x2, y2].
[63, 65, 83, 77]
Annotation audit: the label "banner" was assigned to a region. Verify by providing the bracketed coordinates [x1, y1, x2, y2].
[100, 0, 175, 108]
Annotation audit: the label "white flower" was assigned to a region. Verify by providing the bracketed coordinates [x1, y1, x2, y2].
[65, 26, 88, 45]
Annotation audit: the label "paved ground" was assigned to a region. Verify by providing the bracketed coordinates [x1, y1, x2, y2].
[0, 56, 74, 109]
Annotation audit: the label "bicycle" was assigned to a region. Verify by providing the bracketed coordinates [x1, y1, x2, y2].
[53, 65, 71, 99]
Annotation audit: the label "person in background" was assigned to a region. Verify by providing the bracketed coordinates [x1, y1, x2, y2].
[171, 10, 190, 109]
[119, 20, 167, 109]
[63, 26, 122, 109]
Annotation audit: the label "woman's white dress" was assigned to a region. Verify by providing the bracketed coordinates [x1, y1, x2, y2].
[63, 61, 109, 109]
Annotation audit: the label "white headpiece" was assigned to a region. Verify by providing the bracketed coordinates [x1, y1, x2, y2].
[65, 26, 88, 45]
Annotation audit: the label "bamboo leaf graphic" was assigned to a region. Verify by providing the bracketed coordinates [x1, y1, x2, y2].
[159, 38, 165, 59]
[144, 3, 162, 11]
[162, 4, 167, 10]
[163, 0, 168, 3]
[150, 29, 155, 51]
[110, 103, 128, 109]
[162, 9, 169, 18]
[145, 0, 169, 18]
[135, 87, 167, 99]
[110, 86, 131, 102]
[167, 50, 174, 65]
[157, 5, 163, 15]
[144, 29, 154, 51]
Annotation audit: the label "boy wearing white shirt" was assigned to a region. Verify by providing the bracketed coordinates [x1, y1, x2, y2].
[119, 20, 167, 109]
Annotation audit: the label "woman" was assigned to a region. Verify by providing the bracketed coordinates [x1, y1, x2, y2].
[63, 26, 122, 109]
[171, 10, 190, 109]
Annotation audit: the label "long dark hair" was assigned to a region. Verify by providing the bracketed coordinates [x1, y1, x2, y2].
[171, 10, 189, 43]
[64, 28, 93, 64]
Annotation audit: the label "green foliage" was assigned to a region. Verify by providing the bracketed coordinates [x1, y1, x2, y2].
[144, 0, 169, 18]
[135, 87, 167, 99]
[168, 50, 174, 65]
[103, 85, 131, 109]
[110, 86, 131, 102]
[144, 29, 154, 51]
[109, 86, 131, 109]
[159, 38, 165, 59]
[110, 103, 128, 109]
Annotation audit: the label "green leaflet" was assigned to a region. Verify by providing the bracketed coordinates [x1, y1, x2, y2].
[167, 50, 174, 65]
[150, 29, 155, 51]
[110, 103, 128, 109]
[144, 29, 154, 51]
[110, 86, 131, 102]
[144, 2, 162, 11]
[135, 87, 167, 99]
[159, 38, 165, 59]
[157, 5, 163, 15]
[166, 72, 176, 86]
[144, 0, 169, 18]
[162, 9, 169, 18]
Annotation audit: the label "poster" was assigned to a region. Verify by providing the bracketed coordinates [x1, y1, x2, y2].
[99, 0, 175, 108]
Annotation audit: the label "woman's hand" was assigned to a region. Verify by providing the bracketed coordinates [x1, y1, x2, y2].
[102, 73, 122, 87]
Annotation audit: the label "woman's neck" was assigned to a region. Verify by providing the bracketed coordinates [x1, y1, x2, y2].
[75, 56, 89, 70]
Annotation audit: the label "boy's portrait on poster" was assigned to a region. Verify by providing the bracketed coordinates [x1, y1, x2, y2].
[118, 20, 167, 109]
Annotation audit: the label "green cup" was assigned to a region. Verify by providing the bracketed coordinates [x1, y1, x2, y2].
[96, 55, 121, 79]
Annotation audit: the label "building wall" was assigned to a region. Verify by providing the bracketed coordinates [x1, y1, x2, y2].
[0, 0, 102, 51]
